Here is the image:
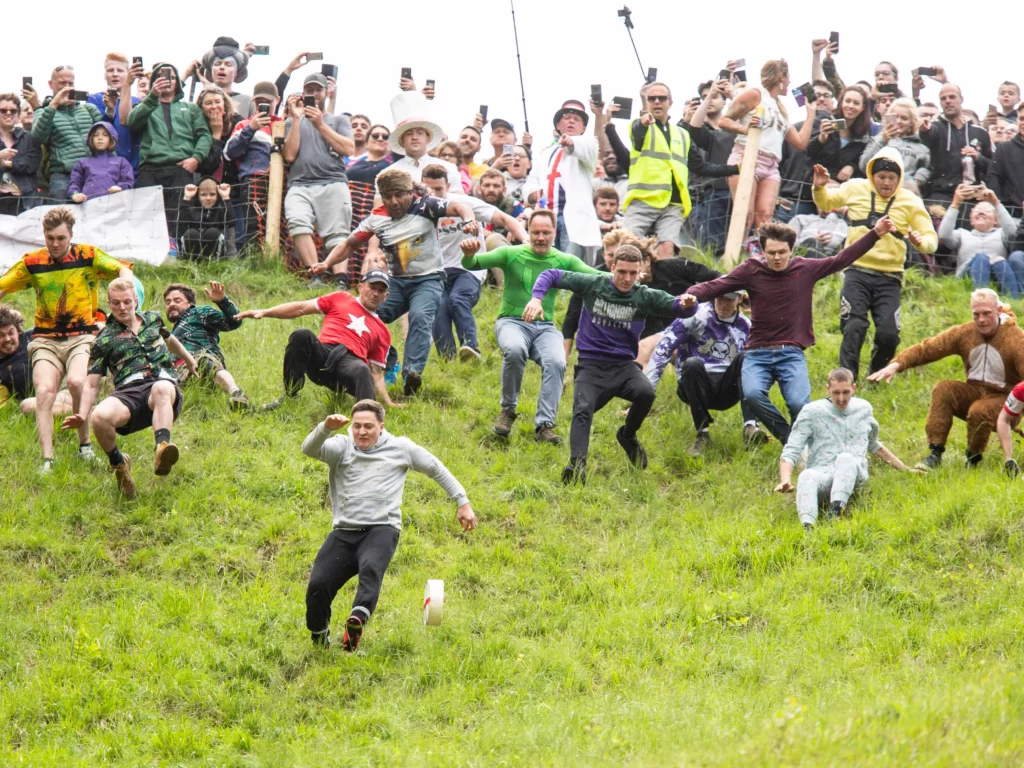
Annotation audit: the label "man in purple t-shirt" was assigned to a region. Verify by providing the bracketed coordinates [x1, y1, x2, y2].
[683, 216, 894, 443]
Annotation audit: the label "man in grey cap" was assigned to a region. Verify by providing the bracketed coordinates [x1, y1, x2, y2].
[238, 269, 400, 409]
[282, 72, 355, 280]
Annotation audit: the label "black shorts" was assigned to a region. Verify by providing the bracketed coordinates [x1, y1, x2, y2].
[112, 378, 183, 436]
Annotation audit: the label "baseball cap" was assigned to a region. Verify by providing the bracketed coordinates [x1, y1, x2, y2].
[490, 118, 515, 133]
[361, 269, 390, 287]
[303, 73, 328, 89]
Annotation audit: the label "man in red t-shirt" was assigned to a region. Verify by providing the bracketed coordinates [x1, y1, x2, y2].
[237, 271, 399, 410]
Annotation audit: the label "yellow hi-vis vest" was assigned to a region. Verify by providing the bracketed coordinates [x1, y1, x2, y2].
[624, 121, 692, 216]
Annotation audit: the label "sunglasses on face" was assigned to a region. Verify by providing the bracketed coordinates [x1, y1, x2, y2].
[647, 95, 669, 102]
[370, 132, 389, 140]
[0, 109, 17, 115]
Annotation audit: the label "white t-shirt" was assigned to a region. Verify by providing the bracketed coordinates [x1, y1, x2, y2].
[735, 85, 789, 160]
[390, 155, 461, 191]
[436, 193, 493, 281]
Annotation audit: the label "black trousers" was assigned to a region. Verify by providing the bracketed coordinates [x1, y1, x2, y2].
[676, 354, 745, 431]
[305, 526, 400, 633]
[571, 358, 656, 461]
[180, 227, 223, 259]
[137, 165, 194, 236]
[839, 269, 902, 380]
[283, 328, 375, 401]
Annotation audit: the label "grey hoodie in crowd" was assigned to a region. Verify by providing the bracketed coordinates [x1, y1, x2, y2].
[302, 424, 469, 531]
[938, 201, 1018, 276]
[859, 134, 932, 191]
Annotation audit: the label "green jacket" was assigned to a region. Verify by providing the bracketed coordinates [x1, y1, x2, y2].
[127, 63, 212, 169]
[31, 100, 101, 173]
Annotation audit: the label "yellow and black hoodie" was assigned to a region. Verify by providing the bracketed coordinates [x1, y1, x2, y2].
[812, 146, 937, 274]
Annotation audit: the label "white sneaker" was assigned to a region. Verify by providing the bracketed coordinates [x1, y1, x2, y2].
[457, 345, 482, 362]
[39, 459, 54, 475]
[78, 444, 99, 462]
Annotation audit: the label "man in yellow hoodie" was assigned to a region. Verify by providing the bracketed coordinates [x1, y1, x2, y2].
[812, 148, 937, 380]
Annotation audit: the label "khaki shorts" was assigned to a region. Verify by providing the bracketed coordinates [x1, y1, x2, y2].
[28, 334, 95, 375]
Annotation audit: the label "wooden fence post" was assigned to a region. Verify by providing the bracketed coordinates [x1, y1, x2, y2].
[721, 107, 763, 269]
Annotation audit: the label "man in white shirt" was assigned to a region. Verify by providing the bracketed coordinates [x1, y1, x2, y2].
[522, 99, 602, 258]
[387, 91, 460, 190]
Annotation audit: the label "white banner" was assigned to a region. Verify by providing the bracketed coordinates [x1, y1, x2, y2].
[0, 187, 170, 271]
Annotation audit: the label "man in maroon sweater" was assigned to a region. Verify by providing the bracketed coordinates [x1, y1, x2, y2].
[683, 216, 894, 443]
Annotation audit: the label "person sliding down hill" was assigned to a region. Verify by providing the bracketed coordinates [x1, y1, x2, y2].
[776, 367, 919, 532]
[811, 149, 937, 380]
[302, 399, 476, 651]
[522, 244, 692, 484]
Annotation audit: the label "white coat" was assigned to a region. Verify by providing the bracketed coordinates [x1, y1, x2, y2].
[522, 135, 602, 247]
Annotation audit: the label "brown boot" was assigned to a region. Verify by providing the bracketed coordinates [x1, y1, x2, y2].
[743, 423, 769, 447]
[493, 408, 518, 437]
[154, 442, 179, 476]
[110, 455, 136, 499]
[534, 424, 562, 444]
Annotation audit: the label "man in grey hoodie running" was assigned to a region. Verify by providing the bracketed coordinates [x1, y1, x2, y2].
[301, 399, 477, 651]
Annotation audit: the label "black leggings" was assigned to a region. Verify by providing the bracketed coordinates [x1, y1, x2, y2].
[305, 526, 400, 633]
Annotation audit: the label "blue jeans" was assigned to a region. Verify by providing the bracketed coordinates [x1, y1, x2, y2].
[688, 187, 732, 256]
[741, 346, 811, 443]
[433, 268, 482, 358]
[774, 199, 816, 225]
[970, 252, 1024, 299]
[494, 317, 566, 428]
[376, 273, 444, 378]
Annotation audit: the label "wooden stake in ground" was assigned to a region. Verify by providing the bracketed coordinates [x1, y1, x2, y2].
[264, 120, 286, 262]
[721, 107, 763, 269]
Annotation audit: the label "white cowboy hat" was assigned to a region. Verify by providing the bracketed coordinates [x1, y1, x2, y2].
[389, 91, 444, 155]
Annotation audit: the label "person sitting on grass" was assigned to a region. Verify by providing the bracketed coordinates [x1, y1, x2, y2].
[522, 244, 694, 483]
[0, 305, 74, 415]
[62, 278, 198, 499]
[163, 280, 248, 409]
[775, 367, 918, 531]
[68, 121, 134, 203]
[237, 270, 400, 410]
[302, 398, 476, 651]
[459, 209, 600, 443]
[869, 288, 1024, 469]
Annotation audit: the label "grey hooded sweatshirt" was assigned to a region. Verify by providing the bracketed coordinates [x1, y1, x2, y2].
[302, 424, 469, 531]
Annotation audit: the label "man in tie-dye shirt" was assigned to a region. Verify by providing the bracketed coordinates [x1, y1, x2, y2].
[0, 207, 132, 473]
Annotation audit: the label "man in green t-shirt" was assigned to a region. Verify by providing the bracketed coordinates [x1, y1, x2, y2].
[460, 210, 599, 441]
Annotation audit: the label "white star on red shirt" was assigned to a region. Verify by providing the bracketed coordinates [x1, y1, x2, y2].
[346, 313, 369, 337]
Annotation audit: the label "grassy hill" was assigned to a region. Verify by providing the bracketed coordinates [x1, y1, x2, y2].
[2, 257, 1024, 766]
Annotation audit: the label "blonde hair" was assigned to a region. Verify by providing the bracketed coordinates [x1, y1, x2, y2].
[760, 59, 789, 120]
[107, 277, 136, 297]
[889, 97, 920, 133]
[971, 288, 1000, 306]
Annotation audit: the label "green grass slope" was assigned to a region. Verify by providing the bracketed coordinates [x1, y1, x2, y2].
[2, 258, 1023, 766]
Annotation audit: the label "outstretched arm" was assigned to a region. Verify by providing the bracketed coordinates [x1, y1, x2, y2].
[164, 333, 197, 377]
[873, 444, 917, 472]
[236, 298, 321, 320]
[60, 373, 103, 431]
[407, 441, 476, 530]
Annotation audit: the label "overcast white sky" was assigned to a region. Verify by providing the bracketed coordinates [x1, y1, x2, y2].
[16, 1, 1012, 144]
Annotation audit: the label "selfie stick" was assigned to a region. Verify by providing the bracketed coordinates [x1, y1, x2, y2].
[619, 7, 646, 79]
[510, 0, 530, 133]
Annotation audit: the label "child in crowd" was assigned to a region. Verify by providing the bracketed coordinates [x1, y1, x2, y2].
[68, 122, 134, 203]
[179, 177, 235, 259]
